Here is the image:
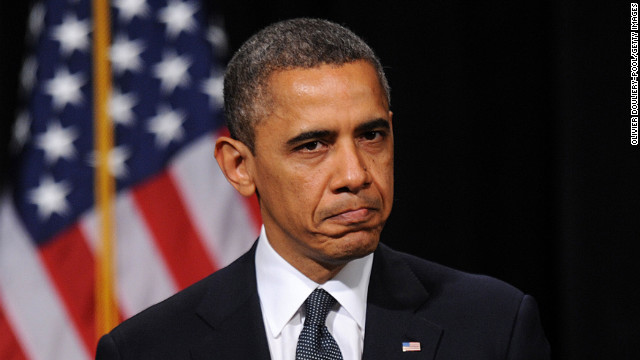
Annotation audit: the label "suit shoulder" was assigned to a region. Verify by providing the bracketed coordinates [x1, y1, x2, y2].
[111, 244, 255, 334]
[101, 246, 257, 358]
[376, 245, 549, 358]
[109, 270, 214, 336]
[380, 244, 525, 306]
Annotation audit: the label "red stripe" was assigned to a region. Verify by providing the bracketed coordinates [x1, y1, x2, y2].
[0, 300, 28, 360]
[217, 127, 231, 138]
[132, 171, 217, 290]
[38, 224, 95, 355]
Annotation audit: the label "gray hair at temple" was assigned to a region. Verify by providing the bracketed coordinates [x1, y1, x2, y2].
[223, 18, 391, 153]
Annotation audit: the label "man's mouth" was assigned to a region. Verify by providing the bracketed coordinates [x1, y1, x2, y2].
[326, 207, 374, 225]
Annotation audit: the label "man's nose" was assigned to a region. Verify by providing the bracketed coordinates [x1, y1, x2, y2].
[331, 141, 371, 194]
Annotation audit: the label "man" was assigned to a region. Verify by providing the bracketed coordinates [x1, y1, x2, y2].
[96, 18, 550, 359]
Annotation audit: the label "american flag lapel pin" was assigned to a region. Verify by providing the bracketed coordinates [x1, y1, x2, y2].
[402, 342, 421, 352]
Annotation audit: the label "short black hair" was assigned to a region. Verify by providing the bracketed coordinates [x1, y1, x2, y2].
[223, 18, 390, 153]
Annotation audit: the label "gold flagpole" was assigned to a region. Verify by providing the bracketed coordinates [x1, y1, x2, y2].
[92, 0, 118, 337]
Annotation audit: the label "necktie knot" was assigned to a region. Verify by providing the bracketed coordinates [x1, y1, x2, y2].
[296, 288, 343, 359]
[304, 288, 336, 325]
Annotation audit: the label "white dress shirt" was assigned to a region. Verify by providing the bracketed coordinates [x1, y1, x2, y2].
[255, 226, 373, 360]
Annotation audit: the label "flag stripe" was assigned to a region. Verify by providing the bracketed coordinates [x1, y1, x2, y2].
[38, 225, 96, 354]
[0, 196, 89, 360]
[132, 171, 216, 290]
[169, 134, 259, 267]
[0, 300, 28, 360]
[79, 193, 179, 318]
[114, 193, 180, 317]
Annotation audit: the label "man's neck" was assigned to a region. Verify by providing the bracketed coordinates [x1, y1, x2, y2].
[269, 240, 347, 283]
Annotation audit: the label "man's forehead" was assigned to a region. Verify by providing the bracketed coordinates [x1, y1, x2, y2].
[265, 62, 386, 104]
[266, 61, 372, 79]
[249, 61, 390, 150]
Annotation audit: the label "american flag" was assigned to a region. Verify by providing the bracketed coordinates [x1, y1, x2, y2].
[402, 341, 421, 352]
[0, 0, 260, 359]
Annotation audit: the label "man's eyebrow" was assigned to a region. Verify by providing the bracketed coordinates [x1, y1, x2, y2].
[286, 129, 335, 147]
[285, 118, 390, 147]
[355, 118, 391, 133]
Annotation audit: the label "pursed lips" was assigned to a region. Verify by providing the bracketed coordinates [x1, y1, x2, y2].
[326, 207, 375, 224]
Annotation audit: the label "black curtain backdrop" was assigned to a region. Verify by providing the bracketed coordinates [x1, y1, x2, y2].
[1, 1, 638, 359]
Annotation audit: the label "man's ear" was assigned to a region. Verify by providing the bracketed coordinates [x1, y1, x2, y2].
[214, 136, 256, 197]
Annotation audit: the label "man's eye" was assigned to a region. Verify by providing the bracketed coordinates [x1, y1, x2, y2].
[299, 141, 321, 151]
[362, 131, 382, 141]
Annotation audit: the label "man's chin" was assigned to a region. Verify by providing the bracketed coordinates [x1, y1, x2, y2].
[323, 229, 380, 262]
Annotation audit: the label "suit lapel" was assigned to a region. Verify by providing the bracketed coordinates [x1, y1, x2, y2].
[362, 244, 443, 360]
[189, 242, 271, 360]
[185, 241, 444, 359]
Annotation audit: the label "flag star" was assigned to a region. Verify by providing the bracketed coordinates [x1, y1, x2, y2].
[158, 0, 198, 39]
[201, 71, 224, 109]
[152, 52, 191, 94]
[35, 120, 79, 164]
[147, 106, 186, 147]
[88, 146, 131, 179]
[110, 34, 146, 74]
[28, 175, 72, 220]
[20, 56, 38, 94]
[27, 2, 46, 40]
[113, 0, 150, 22]
[11, 111, 31, 153]
[108, 146, 131, 178]
[207, 24, 228, 56]
[51, 13, 91, 56]
[109, 88, 138, 126]
[44, 67, 86, 110]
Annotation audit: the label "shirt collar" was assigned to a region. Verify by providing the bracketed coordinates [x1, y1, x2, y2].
[255, 225, 373, 337]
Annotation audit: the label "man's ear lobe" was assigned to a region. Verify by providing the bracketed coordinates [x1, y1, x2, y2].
[214, 137, 256, 197]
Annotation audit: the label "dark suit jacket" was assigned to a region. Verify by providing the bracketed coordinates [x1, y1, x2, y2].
[96, 242, 550, 359]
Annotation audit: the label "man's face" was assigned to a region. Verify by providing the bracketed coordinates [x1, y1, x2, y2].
[248, 60, 394, 275]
